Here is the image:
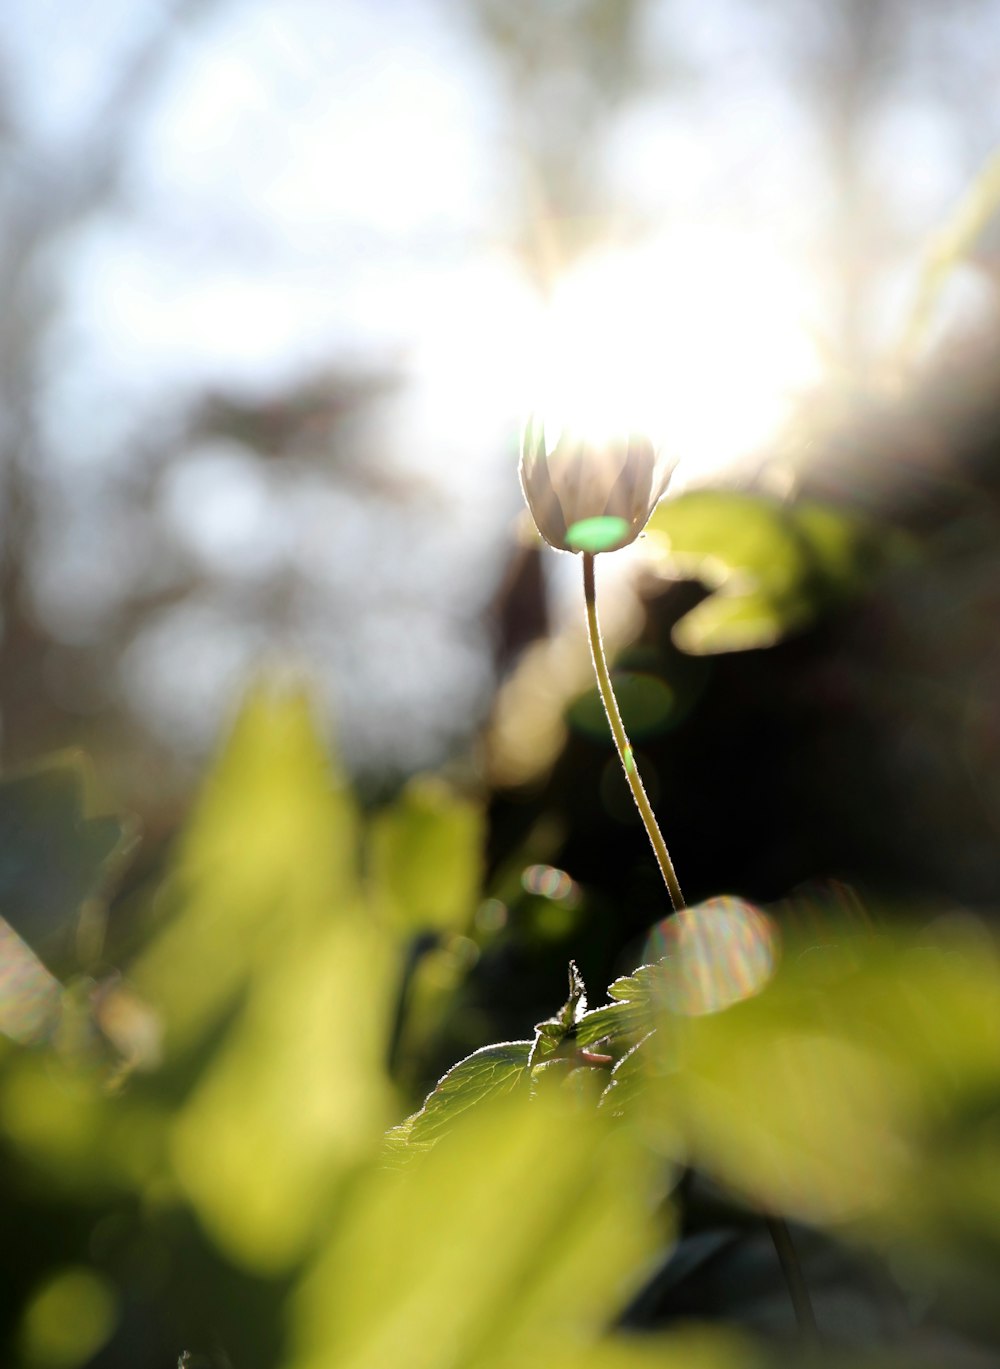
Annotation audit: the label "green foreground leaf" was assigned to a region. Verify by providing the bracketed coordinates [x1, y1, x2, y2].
[290, 1090, 667, 1369]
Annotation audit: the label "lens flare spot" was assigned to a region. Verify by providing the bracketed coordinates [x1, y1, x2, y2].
[522, 864, 579, 905]
[565, 515, 632, 553]
[475, 898, 508, 934]
[644, 896, 778, 1016]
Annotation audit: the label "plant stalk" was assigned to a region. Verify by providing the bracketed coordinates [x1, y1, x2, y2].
[582, 552, 684, 912]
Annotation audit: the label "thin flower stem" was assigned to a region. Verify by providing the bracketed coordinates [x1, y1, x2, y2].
[582, 552, 684, 912]
[583, 553, 820, 1348]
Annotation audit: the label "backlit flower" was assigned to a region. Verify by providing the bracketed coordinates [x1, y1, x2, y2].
[519, 415, 672, 554]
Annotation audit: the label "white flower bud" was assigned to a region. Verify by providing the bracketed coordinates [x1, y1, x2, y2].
[519, 415, 673, 554]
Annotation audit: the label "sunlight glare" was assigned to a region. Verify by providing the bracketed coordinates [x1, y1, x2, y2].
[404, 229, 822, 501]
[525, 229, 823, 486]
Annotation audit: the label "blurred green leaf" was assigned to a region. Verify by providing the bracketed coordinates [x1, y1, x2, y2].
[636, 926, 1000, 1231]
[368, 775, 484, 934]
[0, 1042, 166, 1195]
[133, 685, 361, 1057]
[170, 915, 393, 1271]
[289, 1089, 667, 1369]
[132, 686, 394, 1271]
[645, 491, 883, 654]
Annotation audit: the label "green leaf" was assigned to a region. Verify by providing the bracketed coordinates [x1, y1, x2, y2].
[529, 959, 587, 1066]
[391, 963, 604, 1154]
[289, 1090, 666, 1369]
[645, 490, 884, 655]
[574, 1002, 636, 1048]
[599, 1032, 657, 1115]
[392, 962, 608, 1158]
[634, 924, 1000, 1232]
[608, 961, 666, 1003]
[576, 961, 667, 1048]
[368, 775, 484, 933]
[132, 686, 393, 1272]
[389, 1040, 533, 1149]
[133, 684, 361, 1056]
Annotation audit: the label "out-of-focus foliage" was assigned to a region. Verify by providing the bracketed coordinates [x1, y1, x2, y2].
[130, 690, 390, 1272]
[636, 923, 1000, 1224]
[368, 775, 484, 934]
[0, 691, 741, 1368]
[645, 491, 892, 654]
[291, 1090, 662, 1369]
[4, 690, 1000, 1366]
[393, 897, 1000, 1361]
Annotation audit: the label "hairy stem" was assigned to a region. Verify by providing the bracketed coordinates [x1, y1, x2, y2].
[582, 552, 684, 912]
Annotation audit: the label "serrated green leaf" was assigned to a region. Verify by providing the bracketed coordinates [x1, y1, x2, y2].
[608, 961, 668, 1004]
[576, 962, 667, 1049]
[529, 959, 587, 1066]
[395, 1040, 533, 1148]
[600, 1031, 657, 1115]
[575, 1001, 637, 1048]
[390, 964, 601, 1155]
